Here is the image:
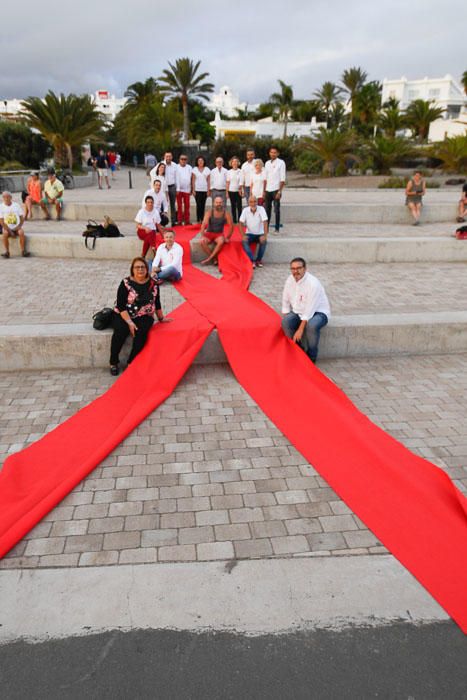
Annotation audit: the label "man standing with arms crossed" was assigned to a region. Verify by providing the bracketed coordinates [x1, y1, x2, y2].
[264, 146, 286, 233]
[281, 257, 330, 364]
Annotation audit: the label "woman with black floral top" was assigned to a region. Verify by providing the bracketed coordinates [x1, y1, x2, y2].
[109, 257, 170, 375]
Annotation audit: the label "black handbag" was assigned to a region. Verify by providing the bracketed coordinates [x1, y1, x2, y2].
[83, 217, 124, 249]
[92, 307, 113, 330]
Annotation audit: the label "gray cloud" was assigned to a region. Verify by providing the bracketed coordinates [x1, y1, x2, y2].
[0, 0, 464, 101]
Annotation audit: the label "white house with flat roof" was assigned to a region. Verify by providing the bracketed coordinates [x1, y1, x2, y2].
[211, 112, 326, 139]
[382, 75, 465, 119]
[208, 86, 259, 118]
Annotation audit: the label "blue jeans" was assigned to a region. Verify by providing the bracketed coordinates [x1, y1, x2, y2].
[156, 265, 181, 281]
[282, 311, 328, 362]
[242, 234, 267, 263]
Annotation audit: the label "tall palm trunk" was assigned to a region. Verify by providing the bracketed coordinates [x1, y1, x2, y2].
[182, 93, 189, 140]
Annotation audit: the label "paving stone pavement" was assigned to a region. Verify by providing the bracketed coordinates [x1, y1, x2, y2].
[1, 258, 467, 325]
[1, 353, 466, 569]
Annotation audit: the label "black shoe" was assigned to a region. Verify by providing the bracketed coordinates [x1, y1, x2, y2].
[1, 252, 10, 259]
[110, 365, 119, 376]
[22, 251, 31, 257]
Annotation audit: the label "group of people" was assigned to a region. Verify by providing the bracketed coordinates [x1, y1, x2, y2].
[134, 147, 286, 269]
[88, 149, 120, 189]
[109, 248, 330, 376]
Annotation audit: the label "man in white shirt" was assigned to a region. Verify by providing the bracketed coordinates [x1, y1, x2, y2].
[281, 257, 330, 363]
[141, 180, 169, 225]
[209, 156, 228, 206]
[1, 191, 30, 258]
[175, 155, 193, 225]
[162, 152, 178, 226]
[135, 195, 165, 259]
[239, 195, 268, 268]
[152, 230, 183, 282]
[264, 147, 286, 233]
[241, 148, 256, 204]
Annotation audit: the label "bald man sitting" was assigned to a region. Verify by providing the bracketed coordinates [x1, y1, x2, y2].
[198, 196, 233, 265]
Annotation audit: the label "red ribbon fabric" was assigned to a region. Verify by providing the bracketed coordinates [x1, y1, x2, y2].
[1, 224, 466, 632]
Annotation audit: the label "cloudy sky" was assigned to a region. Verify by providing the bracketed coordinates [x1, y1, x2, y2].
[0, 0, 464, 102]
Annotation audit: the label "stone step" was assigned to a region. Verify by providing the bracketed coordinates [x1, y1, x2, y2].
[38, 201, 458, 224]
[15, 233, 467, 264]
[2, 311, 466, 371]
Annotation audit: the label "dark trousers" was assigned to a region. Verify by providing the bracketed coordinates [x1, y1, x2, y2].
[228, 191, 242, 223]
[265, 190, 281, 230]
[110, 313, 154, 366]
[281, 311, 328, 362]
[167, 184, 177, 225]
[195, 191, 208, 222]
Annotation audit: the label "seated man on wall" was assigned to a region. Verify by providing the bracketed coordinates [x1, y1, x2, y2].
[456, 182, 467, 223]
[40, 169, 64, 221]
[1, 191, 30, 258]
[152, 230, 183, 282]
[281, 257, 330, 364]
[199, 195, 233, 265]
[239, 195, 268, 269]
[135, 195, 166, 261]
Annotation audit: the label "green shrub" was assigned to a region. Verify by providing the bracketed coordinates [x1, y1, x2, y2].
[294, 150, 322, 175]
[0, 122, 49, 168]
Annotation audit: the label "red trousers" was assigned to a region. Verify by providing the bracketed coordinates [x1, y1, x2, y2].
[176, 191, 190, 224]
[137, 227, 162, 257]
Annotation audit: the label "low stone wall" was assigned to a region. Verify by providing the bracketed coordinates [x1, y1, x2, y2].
[0, 171, 95, 193]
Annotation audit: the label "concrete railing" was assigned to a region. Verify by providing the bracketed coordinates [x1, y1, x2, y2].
[1, 311, 467, 371]
[15, 234, 467, 264]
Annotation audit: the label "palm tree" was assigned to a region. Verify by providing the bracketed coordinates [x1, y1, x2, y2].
[269, 80, 294, 138]
[405, 99, 445, 142]
[313, 82, 344, 127]
[430, 134, 467, 173]
[124, 78, 159, 107]
[367, 136, 414, 174]
[341, 66, 368, 127]
[158, 58, 214, 140]
[379, 99, 406, 137]
[302, 127, 357, 176]
[20, 92, 106, 168]
[352, 81, 382, 135]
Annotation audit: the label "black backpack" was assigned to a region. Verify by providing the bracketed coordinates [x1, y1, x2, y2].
[83, 217, 124, 249]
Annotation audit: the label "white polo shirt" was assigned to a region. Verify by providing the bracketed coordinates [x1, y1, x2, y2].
[210, 167, 228, 190]
[227, 169, 244, 192]
[142, 189, 168, 213]
[154, 241, 184, 276]
[265, 157, 286, 192]
[192, 166, 211, 192]
[251, 171, 266, 198]
[241, 160, 256, 187]
[135, 207, 161, 230]
[175, 164, 193, 193]
[239, 206, 268, 236]
[281, 271, 330, 321]
[163, 161, 177, 186]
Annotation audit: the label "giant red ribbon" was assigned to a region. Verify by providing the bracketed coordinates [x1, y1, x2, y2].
[1, 225, 466, 632]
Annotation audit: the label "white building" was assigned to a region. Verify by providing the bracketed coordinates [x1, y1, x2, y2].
[90, 90, 127, 122]
[0, 90, 127, 123]
[382, 74, 466, 119]
[211, 112, 326, 140]
[208, 86, 259, 118]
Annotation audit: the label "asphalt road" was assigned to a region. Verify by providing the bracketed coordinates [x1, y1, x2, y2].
[1, 622, 466, 699]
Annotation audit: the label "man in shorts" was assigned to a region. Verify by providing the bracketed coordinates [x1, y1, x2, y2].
[1, 191, 30, 258]
[96, 149, 111, 190]
[199, 195, 233, 265]
[40, 169, 64, 220]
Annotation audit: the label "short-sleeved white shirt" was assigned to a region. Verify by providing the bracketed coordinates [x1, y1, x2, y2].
[251, 171, 266, 198]
[192, 166, 211, 192]
[210, 167, 228, 190]
[239, 206, 268, 236]
[0, 202, 23, 230]
[265, 157, 286, 192]
[135, 207, 161, 230]
[227, 169, 244, 192]
[176, 164, 193, 193]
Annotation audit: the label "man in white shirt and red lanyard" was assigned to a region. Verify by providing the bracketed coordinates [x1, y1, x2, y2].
[239, 195, 268, 268]
[175, 154, 193, 225]
[264, 147, 286, 233]
[281, 257, 330, 363]
[152, 230, 183, 282]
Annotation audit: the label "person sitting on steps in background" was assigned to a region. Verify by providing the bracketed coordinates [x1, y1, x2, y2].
[405, 170, 426, 226]
[40, 169, 64, 221]
[1, 191, 30, 258]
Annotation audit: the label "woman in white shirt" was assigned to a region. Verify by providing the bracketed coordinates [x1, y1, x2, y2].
[191, 156, 211, 223]
[250, 159, 266, 206]
[152, 162, 168, 195]
[226, 156, 244, 223]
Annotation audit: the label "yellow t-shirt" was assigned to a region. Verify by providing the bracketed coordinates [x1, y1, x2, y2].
[44, 178, 64, 200]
